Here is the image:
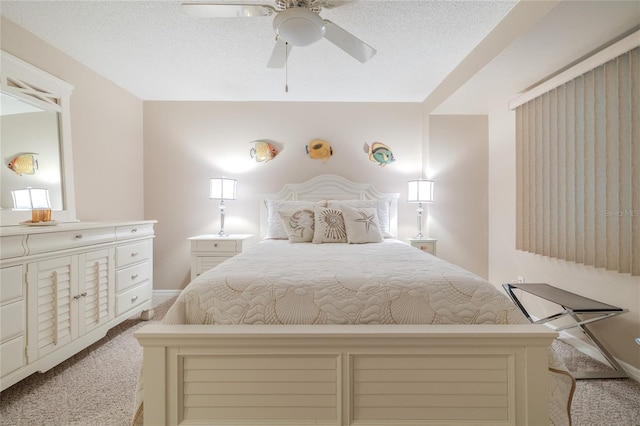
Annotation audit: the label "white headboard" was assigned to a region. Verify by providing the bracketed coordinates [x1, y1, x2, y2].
[260, 174, 399, 237]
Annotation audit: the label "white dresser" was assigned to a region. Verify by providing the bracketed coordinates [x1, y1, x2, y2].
[0, 220, 155, 391]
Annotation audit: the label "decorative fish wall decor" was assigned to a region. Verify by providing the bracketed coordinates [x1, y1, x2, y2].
[306, 139, 333, 162]
[364, 142, 395, 167]
[7, 153, 38, 175]
[249, 140, 280, 162]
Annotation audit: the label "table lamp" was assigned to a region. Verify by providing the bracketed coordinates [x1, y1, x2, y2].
[407, 179, 434, 238]
[209, 177, 236, 236]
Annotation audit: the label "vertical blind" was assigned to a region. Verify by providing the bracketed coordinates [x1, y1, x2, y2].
[515, 46, 639, 276]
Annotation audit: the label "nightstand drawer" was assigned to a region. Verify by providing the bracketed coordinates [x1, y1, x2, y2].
[408, 238, 437, 256]
[193, 240, 238, 253]
[116, 262, 150, 292]
[116, 240, 151, 268]
[116, 281, 151, 316]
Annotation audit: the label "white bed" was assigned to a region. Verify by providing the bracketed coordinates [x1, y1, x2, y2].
[134, 175, 574, 426]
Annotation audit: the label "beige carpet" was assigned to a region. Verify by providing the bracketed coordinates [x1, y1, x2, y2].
[1, 297, 639, 426]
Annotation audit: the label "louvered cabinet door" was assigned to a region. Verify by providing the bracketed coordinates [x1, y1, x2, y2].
[27, 256, 79, 361]
[78, 248, 115, 336]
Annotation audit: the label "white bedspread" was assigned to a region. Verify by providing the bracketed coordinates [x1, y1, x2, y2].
[135, 240, 574, 425]
[165, 239, 528, 326]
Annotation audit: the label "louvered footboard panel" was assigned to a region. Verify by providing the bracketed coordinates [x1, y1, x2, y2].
[352, 355, 510, 422]
[181, 354, 340, 424]
[136, 324, 556, 426]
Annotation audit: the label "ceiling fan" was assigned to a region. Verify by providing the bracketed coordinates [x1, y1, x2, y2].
[181, 1, 377, 68]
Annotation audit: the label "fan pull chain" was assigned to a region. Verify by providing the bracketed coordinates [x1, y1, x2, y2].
[285, 41, 289, 93]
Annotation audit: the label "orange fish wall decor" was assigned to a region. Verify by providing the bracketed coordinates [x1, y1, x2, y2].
[7, 153, 38, 175]
[249, 140, 280, 162]
[306, 139, 332, 162]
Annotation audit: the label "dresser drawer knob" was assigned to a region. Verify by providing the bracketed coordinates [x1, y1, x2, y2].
[75, 234, 83, 239]
[214, 243, 218, 248]
[131, 252, 138, 257]
[131, 274, 139, 280]
[131, 295, 138, 303]
[131, 228, 138, 233]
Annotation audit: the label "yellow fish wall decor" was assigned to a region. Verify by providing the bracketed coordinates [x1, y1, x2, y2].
[7, 153, 38, 175]
[364, 142, 395, 167]
[250, 140, 279, 162]
[306, 139, 333, 162]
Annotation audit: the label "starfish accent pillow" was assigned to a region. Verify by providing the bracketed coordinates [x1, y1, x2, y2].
[342, 206, 383, 244]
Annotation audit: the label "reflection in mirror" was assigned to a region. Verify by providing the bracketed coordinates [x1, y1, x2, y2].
[1, 92, 63, 211]
[0, 51, 76, 226]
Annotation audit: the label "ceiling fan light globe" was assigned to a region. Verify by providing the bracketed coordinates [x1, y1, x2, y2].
[273, 9, 325, 46]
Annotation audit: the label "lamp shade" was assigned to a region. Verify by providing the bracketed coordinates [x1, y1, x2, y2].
[11, 188, 51, 210]
[209, 178, 237, 200]
[407, 179, 434, 203]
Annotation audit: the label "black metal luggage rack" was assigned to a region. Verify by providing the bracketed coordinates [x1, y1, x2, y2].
[503, 282, 629, 380]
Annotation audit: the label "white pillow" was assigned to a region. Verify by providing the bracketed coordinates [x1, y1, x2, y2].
[278, 209, 315, 243]
[312, 206, 347, 243]
[264, 200, 326, 239]
[342, 206, 383, 244]
[327, 199, 392, 237]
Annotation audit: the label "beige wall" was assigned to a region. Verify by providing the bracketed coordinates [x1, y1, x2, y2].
[487, 109, 640, 371]
[1, 17, 144, 221]
[429, 115, 489, 278]
[429, 115, 489, 279]
[143, 101, 428, 290]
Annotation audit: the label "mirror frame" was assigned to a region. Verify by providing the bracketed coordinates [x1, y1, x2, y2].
[1, 51, 76, 226]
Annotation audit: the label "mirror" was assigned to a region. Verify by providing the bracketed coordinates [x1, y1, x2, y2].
[0, 51, 76, 226]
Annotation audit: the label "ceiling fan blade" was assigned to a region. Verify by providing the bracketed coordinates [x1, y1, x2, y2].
[321, 1, 352, 9]
[323, 20, 376, 63]
[181, 3, 275, 18]
[267, 38, 293, 68]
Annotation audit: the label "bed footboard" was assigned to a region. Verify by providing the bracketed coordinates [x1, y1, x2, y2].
[135, 324, 556, 426]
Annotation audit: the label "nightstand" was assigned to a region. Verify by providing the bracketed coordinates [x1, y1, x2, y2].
[188, 234, 253, 280]
[407, 238, 437, 256]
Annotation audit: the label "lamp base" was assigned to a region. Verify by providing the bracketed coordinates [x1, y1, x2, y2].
[414, 232, 424, 239]
[217, 230, 229, 237]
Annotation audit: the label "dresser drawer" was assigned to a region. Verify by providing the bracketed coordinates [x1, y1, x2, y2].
[0, 336, 25, 377]
[0, 301, 24, 343]
[193, 239, 238, 253]
[116, 223, 155, 241]
[0, 266, 23, 304]
[115, 240, 151, 268]
[116, 262, 150, 292]
[1, 235, 26, 259]
[27, 227, 116, 255]
[116, 281, 152, 316]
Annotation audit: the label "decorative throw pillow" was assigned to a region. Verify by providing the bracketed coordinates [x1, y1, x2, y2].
[264, 200, 326, 239]
[312, 207, 347, 243]
[278, 209, 315, 243]
[342, 206, 383, 244]
[327, 198, 392, 238]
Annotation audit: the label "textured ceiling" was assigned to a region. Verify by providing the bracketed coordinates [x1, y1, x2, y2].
[0, 0, 519, 102]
